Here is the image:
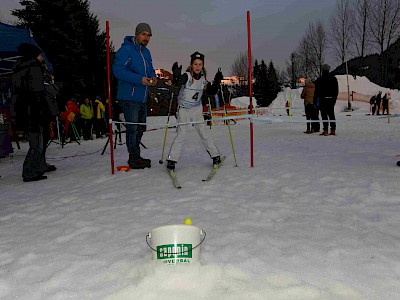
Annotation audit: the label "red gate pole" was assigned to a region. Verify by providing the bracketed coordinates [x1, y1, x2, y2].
[106, 21, 115, 174]
[247, 11, 254, 168]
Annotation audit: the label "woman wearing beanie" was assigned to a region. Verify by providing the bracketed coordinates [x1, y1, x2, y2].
[166, 51, 224, 171]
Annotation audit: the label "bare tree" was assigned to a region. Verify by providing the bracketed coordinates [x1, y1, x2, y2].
[329, 0, 353, 65]
[296, 36, 319, 79]
[369, 0, 400, 84]
[230, 52, 252, 85]
[350, 0, 372, 76]
[286, 52, 303, 88]
[305, 20, 327, 76]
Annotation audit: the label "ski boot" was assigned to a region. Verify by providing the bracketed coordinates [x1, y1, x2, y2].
[166, 160, 176, 170]
[212, 156, 221, 168]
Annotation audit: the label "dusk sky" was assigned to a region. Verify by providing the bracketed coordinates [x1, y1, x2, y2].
[1, 0, 336, 76]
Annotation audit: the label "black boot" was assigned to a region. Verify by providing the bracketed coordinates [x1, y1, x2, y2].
[212, 156, 221, 167]
[139, 156, 151, 164]
[166, 160, 176, 170]
[128, 154, 151, 169]
[23, 175, 48, 182]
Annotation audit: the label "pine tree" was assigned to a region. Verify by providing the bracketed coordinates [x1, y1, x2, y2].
[257, 60, 268, 107]
[12, 0, 106, 100]
[265, 61, 280, 106]
[253, 60, 261, 101]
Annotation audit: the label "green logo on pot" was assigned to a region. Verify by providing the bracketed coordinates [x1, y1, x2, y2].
[157, 243, 192, 259]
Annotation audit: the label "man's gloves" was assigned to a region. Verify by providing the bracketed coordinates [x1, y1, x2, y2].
[172, 62, 182, 83]
[214, 68, 224, 84]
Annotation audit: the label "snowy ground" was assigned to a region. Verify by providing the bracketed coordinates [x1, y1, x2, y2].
[1, 77, 400, 299]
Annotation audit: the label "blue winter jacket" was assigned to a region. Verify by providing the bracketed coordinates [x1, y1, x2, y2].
[112, 36, 156, 103]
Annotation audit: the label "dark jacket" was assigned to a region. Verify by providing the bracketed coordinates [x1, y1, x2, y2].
[313, 71, 339, 104]
[112, 36, 156, 103]
[43, 73, 60, 119]
[11, 58, 47, 132]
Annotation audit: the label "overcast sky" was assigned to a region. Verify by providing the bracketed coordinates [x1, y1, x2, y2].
[1, 0, 336, 76]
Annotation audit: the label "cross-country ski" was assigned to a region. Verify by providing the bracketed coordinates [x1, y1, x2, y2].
[202, 156, 226, 182]
[167, 169, 182, 189]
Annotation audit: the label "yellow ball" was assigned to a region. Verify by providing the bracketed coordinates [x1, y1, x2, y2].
[149, 79, 154, 84]
[184, 218, 192, 225]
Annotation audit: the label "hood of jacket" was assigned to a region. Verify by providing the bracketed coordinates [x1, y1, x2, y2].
[122, 36, 142, 51]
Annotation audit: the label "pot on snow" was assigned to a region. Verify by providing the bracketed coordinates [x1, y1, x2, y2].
[146, 224, 206, 265]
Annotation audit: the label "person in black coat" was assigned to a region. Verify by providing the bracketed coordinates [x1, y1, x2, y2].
[375, 91, 382, 115]
[11, 43, 54, 182]
[313, 64, 339, 136]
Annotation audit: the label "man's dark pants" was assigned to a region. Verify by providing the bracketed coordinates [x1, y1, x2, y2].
[119, 100, 147, 160]
[319, 98, 336, 131]
[23, 126, 47, 179]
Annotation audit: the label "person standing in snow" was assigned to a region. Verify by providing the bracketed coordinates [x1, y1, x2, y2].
[381, 92, 389, 115]
[80, 98, 93, 140]
[166, 51, 223, 171]
[369, 95, 377, 115]
[93, 96, 105, 138]
[300, 78, 318, 134]
[11, 43, 53, 182]
[313, 64, 338, 136]
[375, 91, 382, 115]
[285, 101, 291, 116]
[112, 22, 157, 169]
[61, 98, 80, 141]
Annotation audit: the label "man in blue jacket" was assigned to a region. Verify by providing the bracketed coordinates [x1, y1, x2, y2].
[113, 23, 157, 169]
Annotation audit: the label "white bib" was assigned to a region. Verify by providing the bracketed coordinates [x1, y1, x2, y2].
[178, 72, 207, 108]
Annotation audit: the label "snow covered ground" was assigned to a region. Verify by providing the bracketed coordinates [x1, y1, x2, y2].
[1, 76, 400, 299]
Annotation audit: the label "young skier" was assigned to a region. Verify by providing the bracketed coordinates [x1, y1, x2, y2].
[166, 51, 223, 171]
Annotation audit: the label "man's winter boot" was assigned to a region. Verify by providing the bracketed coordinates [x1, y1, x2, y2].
[128, 154, 151, 169]
[140, 157, 151, 164]
[166, 160, 176, 170]
[320, 130, 329, 136]
[329, 130, 336, 136]
[212, 156, 221, 167]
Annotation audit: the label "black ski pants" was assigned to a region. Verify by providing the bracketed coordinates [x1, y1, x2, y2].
[319, 98, 336, 131]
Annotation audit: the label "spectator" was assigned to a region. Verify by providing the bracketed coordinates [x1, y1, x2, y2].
[301, 78, 319, 133]
[80, 98, 93, 140]
[285, 101, 291, 116]
[376, 91, 382, 115]
[313, 64, 339, 136]
[60, 98, 80, 141]
[112, 22, 157, 169]
[93, 96, 105, 138]
[370, 95, 377, 115]
[11, 43, 53, 182]
[382, 92, 389, 115]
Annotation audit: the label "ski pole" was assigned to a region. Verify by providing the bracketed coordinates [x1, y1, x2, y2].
[159, 91, 174, 164]
[207, 97, 214, 128]
[220, 83, 238, 166]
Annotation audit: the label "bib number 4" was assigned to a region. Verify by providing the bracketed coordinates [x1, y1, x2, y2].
[192, 92, 199, 100]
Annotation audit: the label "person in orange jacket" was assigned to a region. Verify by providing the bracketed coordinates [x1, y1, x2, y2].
[61, 98, 80, 139]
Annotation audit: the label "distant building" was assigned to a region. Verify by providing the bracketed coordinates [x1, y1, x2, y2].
[155, 68, 172, 80]
[221, 76, 244, 86]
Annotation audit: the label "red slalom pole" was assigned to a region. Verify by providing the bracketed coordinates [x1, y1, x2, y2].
[106, 21, 115, 174]
[247, 11, 254, 168]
